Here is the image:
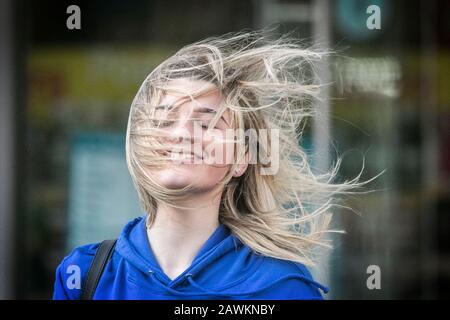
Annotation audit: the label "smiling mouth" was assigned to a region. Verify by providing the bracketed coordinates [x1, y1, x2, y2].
[166, 150, 204, 161]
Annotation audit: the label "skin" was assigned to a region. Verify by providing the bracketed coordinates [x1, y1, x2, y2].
[146, 79, 248, 280]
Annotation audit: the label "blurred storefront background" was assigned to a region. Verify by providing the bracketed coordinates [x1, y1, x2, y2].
[0, 0, 449, 299]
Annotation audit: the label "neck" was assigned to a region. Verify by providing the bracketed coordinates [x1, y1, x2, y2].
[146, 191, 222, 280]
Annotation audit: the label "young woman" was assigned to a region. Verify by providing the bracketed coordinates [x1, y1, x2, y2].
[53, 31, 376, 300]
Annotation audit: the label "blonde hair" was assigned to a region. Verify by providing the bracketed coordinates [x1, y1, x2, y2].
[125, 30, 383, 266]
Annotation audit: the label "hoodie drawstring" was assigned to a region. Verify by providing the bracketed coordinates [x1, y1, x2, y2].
[148, 270, 328, 297]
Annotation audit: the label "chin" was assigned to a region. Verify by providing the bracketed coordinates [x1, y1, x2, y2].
[155, 169, 198, 189]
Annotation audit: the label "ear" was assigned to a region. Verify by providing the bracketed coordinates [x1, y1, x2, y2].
[233, 151, 249, 178]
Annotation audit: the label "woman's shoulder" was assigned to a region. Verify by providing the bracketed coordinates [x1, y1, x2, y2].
[52, 242, 101, 299]
[59, 242, 101, 270]
[250, 255, 328, 299]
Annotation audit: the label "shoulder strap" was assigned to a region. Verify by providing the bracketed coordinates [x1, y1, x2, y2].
[81, 239, 117, 300]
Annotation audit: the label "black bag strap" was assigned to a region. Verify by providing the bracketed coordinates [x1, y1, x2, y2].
[81, 239, 117, 300]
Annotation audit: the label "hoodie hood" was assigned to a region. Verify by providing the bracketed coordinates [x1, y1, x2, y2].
[114, 216, 328, 298]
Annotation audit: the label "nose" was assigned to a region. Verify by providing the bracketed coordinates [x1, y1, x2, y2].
[165, 110, 195, 145]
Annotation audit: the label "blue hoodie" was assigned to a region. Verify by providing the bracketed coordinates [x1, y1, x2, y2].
[53, 216, 328, 299]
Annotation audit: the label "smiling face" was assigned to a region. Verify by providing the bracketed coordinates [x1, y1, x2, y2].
[147, 78, 239, 194]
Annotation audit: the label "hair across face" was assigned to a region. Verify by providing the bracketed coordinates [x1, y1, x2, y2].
[146, 78, 236, 193]
[125, 30, 381, 266]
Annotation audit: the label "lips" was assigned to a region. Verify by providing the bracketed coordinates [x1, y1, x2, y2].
[163, 148, 204, 160]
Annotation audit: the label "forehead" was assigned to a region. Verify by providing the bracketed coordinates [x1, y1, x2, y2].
[157, 78, 222, 108]
[152, 78, 233, 126]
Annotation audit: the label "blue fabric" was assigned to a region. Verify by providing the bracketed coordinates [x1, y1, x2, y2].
[53, 216, 328, 300]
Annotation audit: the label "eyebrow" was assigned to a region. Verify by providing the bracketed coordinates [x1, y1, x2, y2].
[155, 105, 215, 113]
[154, 105, 229, 126]
[194, 107, 217, 114]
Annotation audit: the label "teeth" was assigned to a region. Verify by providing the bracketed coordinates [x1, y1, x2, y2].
[181, 153, 194, 158]
[172, 153, 195, 159]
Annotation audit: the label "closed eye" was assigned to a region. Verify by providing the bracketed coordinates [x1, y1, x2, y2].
[150, 119, 173, 127]
[160, 121, 173, 127]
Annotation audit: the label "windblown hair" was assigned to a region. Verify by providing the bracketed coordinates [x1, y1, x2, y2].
[125, 30, 382, 266]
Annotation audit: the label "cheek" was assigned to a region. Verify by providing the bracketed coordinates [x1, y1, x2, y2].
[153, 161, 229, 187]
[202, 129, 235, 165]
[189, 163, 229, 186]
